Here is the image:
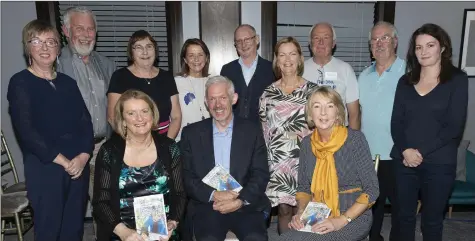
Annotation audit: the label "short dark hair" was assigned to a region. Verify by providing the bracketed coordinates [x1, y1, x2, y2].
[406, 23, 454, 85]
[177, 38, 210, 77]
[126, 30, 158, 66]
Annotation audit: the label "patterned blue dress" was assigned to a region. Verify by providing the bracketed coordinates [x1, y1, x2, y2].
[115, 159, 179, 241]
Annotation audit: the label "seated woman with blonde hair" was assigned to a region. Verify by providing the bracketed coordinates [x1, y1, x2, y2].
[278, 86, 379, 241]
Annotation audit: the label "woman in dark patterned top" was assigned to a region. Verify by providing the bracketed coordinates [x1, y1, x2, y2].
[93, 90, 186, 241]
[7, 20, 94, 241]
[279, 87, 379, 241]
[390, 24, 468, 241]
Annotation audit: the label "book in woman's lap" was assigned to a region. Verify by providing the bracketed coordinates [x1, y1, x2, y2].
[134, 194, 168, 241]
[299, 202, 332, 233]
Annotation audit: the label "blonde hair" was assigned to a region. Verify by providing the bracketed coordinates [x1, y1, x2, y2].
[305, 86, 346, 129]
[114, 90, 160, 139]
[272, 36, 304, 79]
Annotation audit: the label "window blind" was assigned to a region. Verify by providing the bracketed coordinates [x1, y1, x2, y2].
[277, 2, 375, 76]
[58, 1, 169, 70]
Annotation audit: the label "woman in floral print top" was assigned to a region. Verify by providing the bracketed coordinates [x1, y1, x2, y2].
[92, 90, 186, 241]
[259, 37, 318, 234]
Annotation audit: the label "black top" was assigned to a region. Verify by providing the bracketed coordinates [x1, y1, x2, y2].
[92, 132, 186, 241]
[390, 67, 468, 164]
[107, 67, 179, 135]
[7, 69, 94, 163]
[220, 56, 275, 124]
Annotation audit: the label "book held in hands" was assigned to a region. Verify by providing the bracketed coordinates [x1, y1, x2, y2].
[202, 165, 243, 192]
[299, 202, 332, 233]
[134, 194, 168, 241]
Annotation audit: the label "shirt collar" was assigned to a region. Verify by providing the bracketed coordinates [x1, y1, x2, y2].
[238, 55, 259, 68]
[367, 56, 403, 75]
[212, 115, 234, 135]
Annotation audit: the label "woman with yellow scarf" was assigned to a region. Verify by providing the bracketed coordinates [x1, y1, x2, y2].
[278, 87, 379, 241]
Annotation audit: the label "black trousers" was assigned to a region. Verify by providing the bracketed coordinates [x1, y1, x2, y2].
[193, 204, 268, 241]
[393, 161, 456, 241]
[369, 160, 398, 241]
[25, 161, 89, 241]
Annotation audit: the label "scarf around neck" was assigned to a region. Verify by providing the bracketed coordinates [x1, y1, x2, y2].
[310, 125, 348, 217]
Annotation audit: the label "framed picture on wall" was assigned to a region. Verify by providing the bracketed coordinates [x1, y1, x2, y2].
[459, 9, 475, 77]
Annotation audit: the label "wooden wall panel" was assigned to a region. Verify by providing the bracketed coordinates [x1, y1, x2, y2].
[199, 1, 241, 75]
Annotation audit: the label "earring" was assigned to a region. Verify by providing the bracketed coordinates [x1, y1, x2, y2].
[28, 56, 32, 66]
[124, 126, 128, 138]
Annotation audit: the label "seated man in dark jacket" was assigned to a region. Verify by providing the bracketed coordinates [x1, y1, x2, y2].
[181, 75, 270, 241]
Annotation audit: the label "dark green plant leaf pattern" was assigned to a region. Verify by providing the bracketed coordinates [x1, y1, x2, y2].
[259, 82, 318, 207]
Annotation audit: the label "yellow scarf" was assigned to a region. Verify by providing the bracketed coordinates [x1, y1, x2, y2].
[309, 126, 348, 217]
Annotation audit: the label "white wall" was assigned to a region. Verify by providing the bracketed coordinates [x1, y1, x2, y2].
[241, 1, 261, 56]
[182, 1, 200, 42]
[1, 2, 38, 183]
[395, 1, 475, 152]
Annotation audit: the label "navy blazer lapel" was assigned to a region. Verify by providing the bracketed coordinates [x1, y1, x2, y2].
[200, 119, 216, 171]
[233, 60, 247, 88]
[229, 117, 244, 180]
[248, 56, 263, 85]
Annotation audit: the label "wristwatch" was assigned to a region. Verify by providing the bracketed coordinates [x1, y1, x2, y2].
[341, 214, 352, 223]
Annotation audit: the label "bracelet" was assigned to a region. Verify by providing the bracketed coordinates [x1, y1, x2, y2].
[341, 214, 352, 224]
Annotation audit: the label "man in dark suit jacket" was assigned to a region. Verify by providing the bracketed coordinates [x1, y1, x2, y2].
[181, 75, 270, 241]
[220, 24, 275, 124]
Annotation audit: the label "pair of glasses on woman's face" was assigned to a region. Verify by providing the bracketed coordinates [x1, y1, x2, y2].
[133, 44, 155, 53]
[28, 38, 59, 48]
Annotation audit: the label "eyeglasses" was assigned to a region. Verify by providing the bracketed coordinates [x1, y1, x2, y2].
[133, 44, 155, 53]
[234, 36, 256, 47]
[370, 35, 392, 44]
[28, 38, 59, 48]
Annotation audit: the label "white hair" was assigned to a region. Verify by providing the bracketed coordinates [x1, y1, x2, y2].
[369, 21, 399, 41]
[308, 22, 337, 44]
[205, 75, 235, 98]
[63, 6, 97, 32]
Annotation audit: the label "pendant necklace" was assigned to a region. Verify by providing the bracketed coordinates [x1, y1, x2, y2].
[188, 76, 206, 120]
[135, 66, 154, 85]
[29, 67, 57, 89]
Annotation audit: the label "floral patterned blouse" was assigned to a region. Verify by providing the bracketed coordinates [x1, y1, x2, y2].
[259, 81, 318, 207]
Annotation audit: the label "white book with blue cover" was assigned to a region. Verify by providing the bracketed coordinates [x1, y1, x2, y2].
[133, 194, 168, 241]
[299, 202, 332, 233]
[202, 165, 243, 192]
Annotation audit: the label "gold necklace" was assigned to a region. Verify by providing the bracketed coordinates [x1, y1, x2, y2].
[29, 67, 57, 80]
[127, 136, 153, 151]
